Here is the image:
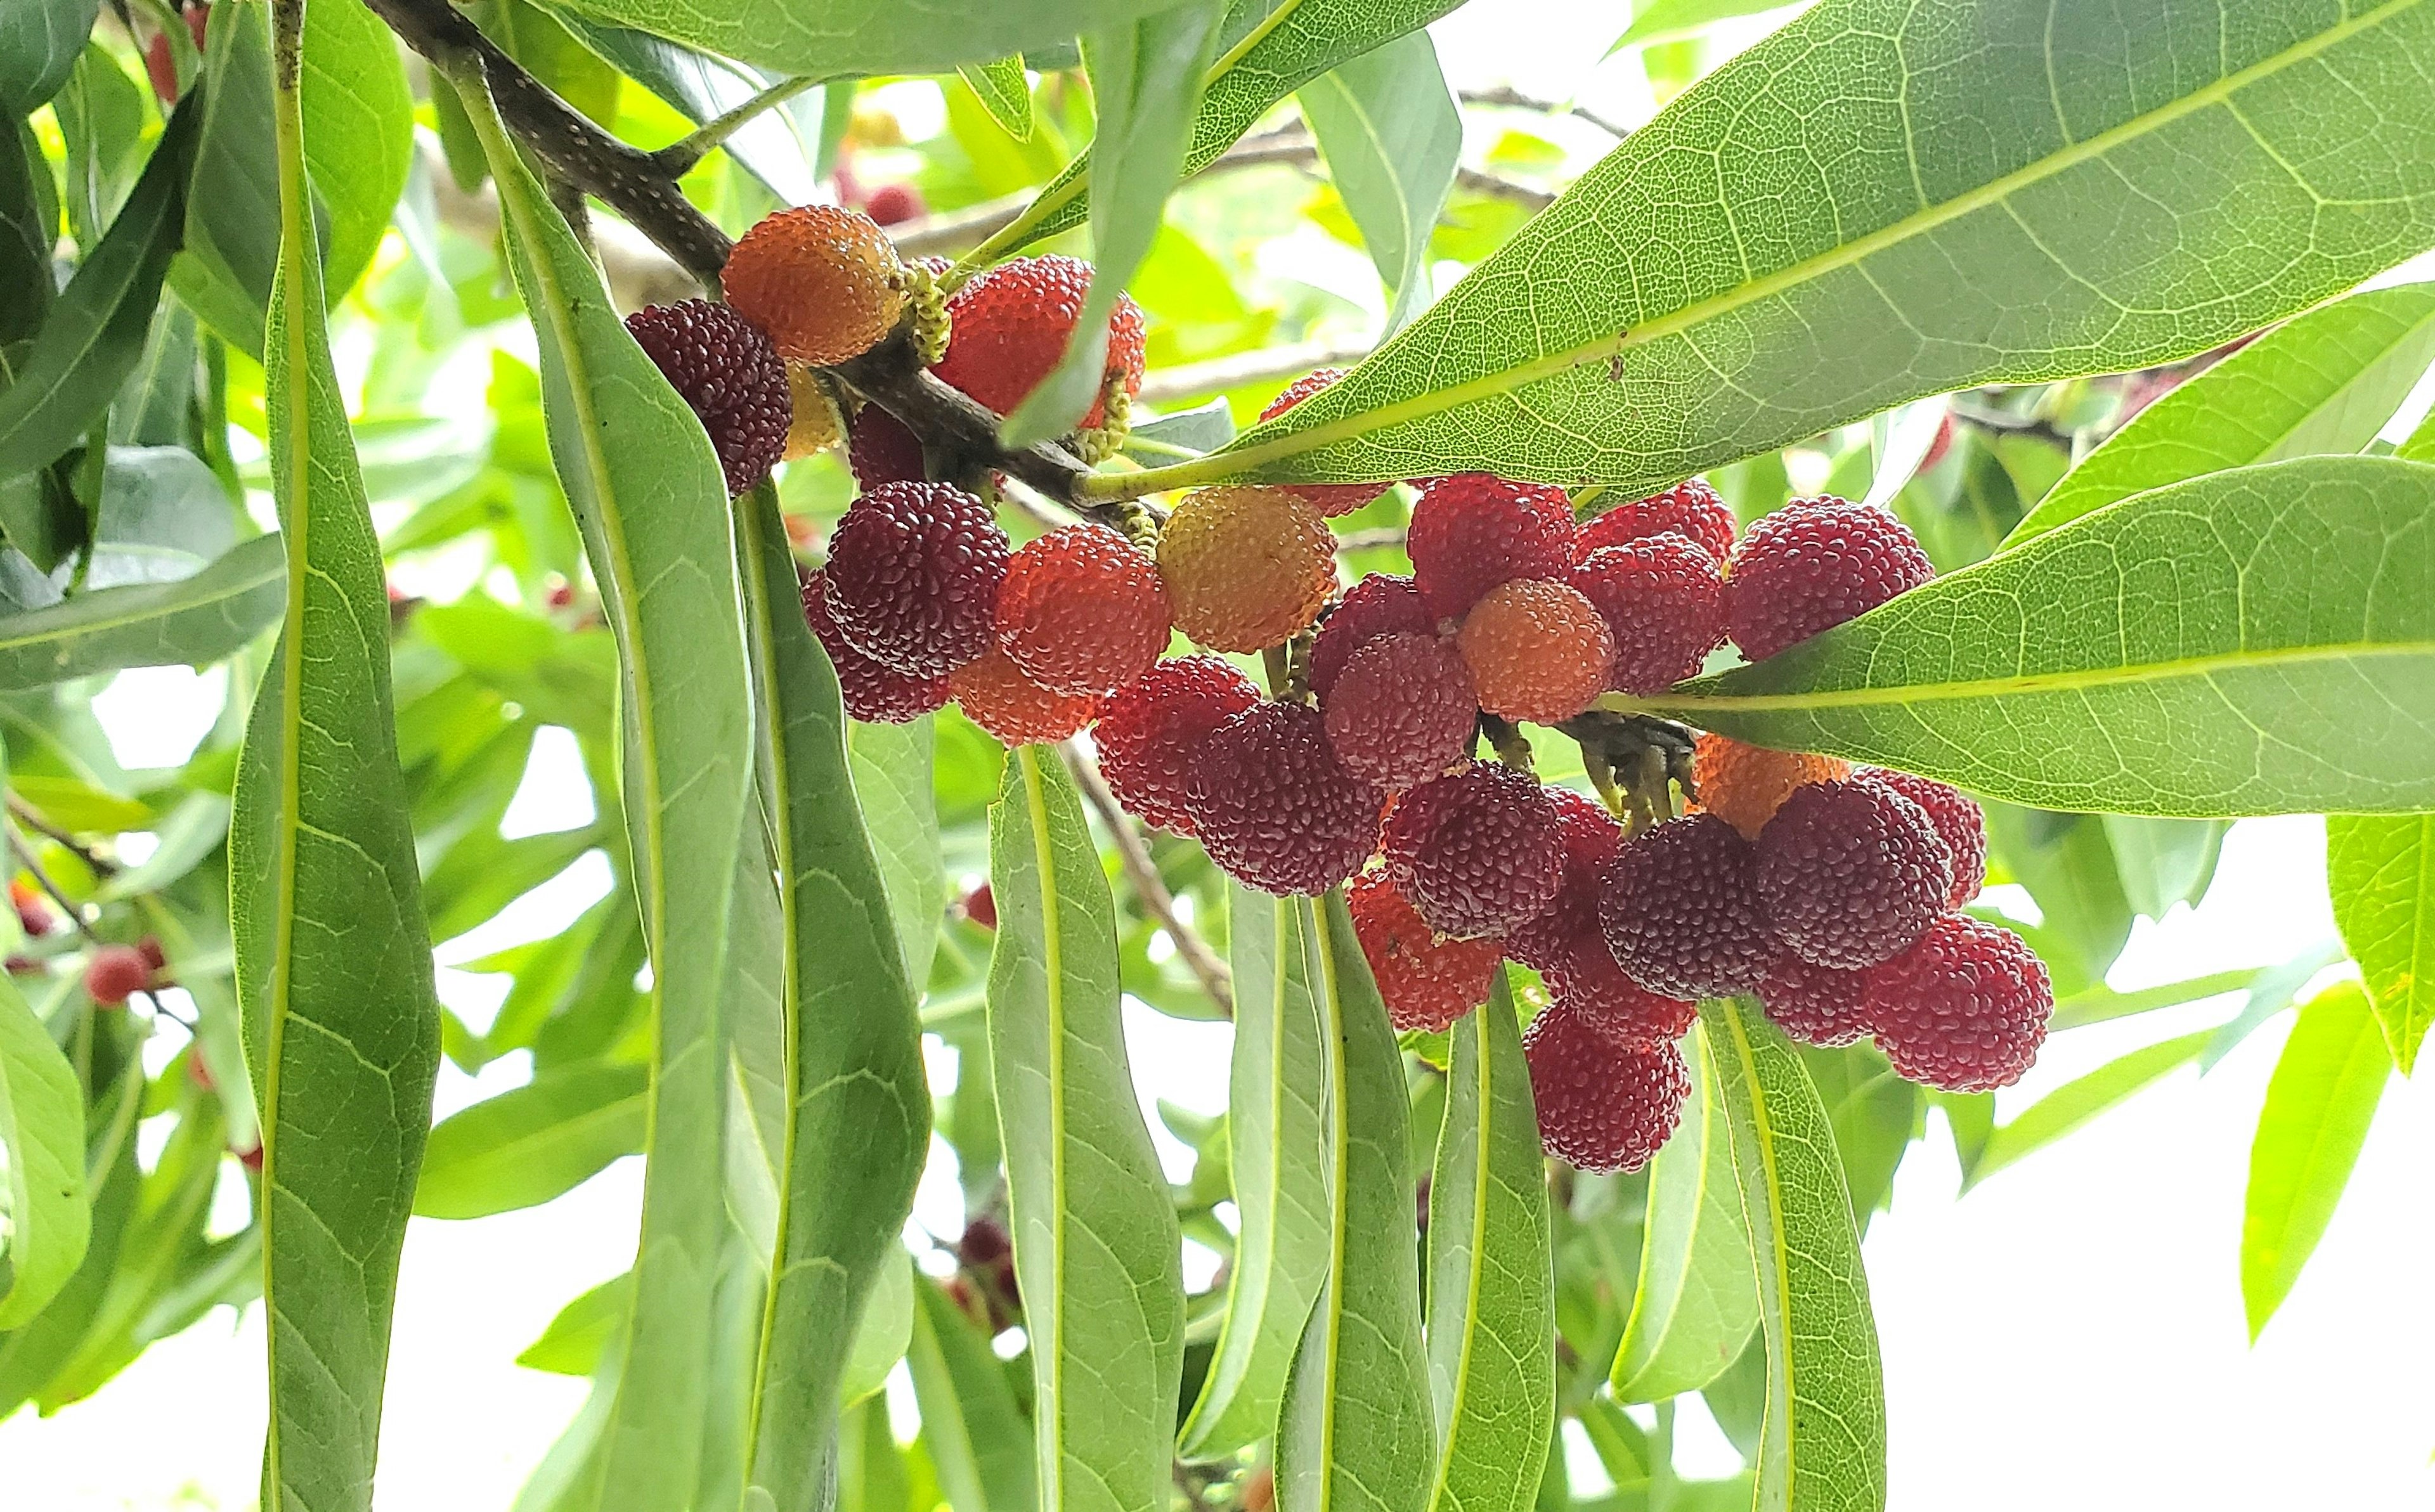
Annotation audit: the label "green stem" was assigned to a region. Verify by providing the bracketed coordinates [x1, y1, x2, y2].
[656, 73, 826, 175]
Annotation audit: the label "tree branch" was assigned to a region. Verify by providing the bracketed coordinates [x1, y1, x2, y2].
[1138, 337, 1375, 406]
[1062, 744, 1233, 1018]
[1459, 86, 1634, 141]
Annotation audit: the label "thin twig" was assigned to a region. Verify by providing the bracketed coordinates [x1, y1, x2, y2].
[1459, 86, 1634, 140]
[1138, 338, 1376, 406]
[1062, 744, 1233, 1018]
[7, 795, 119, 877]
[654, 73, 824, 175]
[7, 829, 97, 944]
[1332, 526, 1407, 553]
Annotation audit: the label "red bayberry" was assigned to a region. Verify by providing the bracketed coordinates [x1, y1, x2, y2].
[1724, 496, 1933, 661]
[1310, 574, 1431, 701]
[950, 646, 1098, 745]
[1691, 733, 1850, 841]
[1406, 475, 1575, 624]
[825, 481, 1009, 676]
[996, 525, 1172, 697]
[1259, 370, 1386, 518]
[1855, 767, 1987, 907]
[623, 299, 793, 496]
[1757, 956, 1872, 1047]
[1866, 915, 2053, 1091]
[1455, 579, 1613, 724]
[1525, 1000, 1691, 1173]
[935, 255, 1146, 429]
[723, 204, 907, 366]
[1321, 632, 1478, 792]
[1548, 955, 1696, 1046]
[11, 877, 53, 938]
[848, 405, 925, 488]
[1598, 813, 1781, 998]
[802, 570, 952, 723]
[864, 183, 926, 225]
[1505, 789, 1621, 973]
[1575, 479, 1737, 564]
[1159, 486, 1337, 653]
[1755, 779, 1952, 969]
[1186, 702, 1382, 896]
[1380, 763, 1564, 939]
[1570, 535, 1729, 695]
[963, 884, 997, 929]
[1347, 869, 1502, 1033]
[85, 945, 151, 1007]
[1093, 655, 1261, 836]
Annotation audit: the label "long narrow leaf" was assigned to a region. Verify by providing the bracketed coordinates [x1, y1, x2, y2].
[1297, 31, 1460, 332]
[1963, 1030, 2214, 1188]
[2327, 814, 2435, 1071]
[0, 533, 286, 690]
[0, 974, 87, 1328]
[2241, 981, 2389, 1338]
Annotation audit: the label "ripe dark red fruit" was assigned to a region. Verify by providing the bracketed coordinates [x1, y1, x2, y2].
[1405, 475, 1575, 624]
[1321, 631, 1477, 792]
[1505, 787, 1621, 974]
[1598, 813, 1781, 998]
[995, 525, 1171, 697]
[802, 569, 952, 724]
[1575, 479, 1737, 564]
[723, 204, 907, 365]
[1866, 914, 2054, 1091]
[1548, 960, 1696, 1047]
[1455, 579, 1613, 724]
[1093, 654, 1261, 836]
[950, 647, 1099, 745]
[963, 884, 997, 929]
[1259, 370, 1386, 518]
[935, 255, 1146, 429]
[1524, 1000, 1691, 1173]
[1186, 701, 1382, 896]
[1310, 574, 1431, 701]
[1757, 957, 1872, 1047]
[1380, 763, 1564, 939]
[1856, 767, 1987, 907]
[847, 405, 925, 489]
[1724, 496, 1934, 661]
[824, 481, 1010, 676]
[1347, 869, 1502, 1033]
[1755, 779, 1952, 970]
[84, 945, 152, 1007]
[1570, 535, 1729, 695]
[622, 299, 793, 496]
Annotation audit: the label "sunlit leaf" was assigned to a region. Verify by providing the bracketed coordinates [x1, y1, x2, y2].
[0, 974, 87, 1329]
[413, 1062, 646, 1219]
[2241, 980, 2389, 1338]
[2327, 813, 2435, 1071]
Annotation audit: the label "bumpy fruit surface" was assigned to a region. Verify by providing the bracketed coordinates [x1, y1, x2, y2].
[1380, 763, 1564, 938]
[722, 204, 907, 365]
[1406, 474, 1575, 624]
[1347, 869, 1503, 1033]
[1186, 702, 1382, 895]
[802, 569, 952, 723]
[864, 183, 925, 225]
[1549, 960, 1696, 1046]
[847, 404, 925, 488]
[1571, 536, 1729, 695]
[1866, 914, 2053, 1091]
[1755, 779, 1952, 969]
[1321, 632, 1477, 792]
[950, 646, 1098, 745]
[1692, 732, 1850, 840]
[1599, 813, 1781, 998]
[623, 299, 793, 496]
[85, 944, 152, 1006]
[1455, 579, 1613, 723]
[781, 362, 846, 462]
[1093, 654, 1260, 836]
[1725, 496, 1934, 661]
[1159, 486, 1336, 652]
[1505, 787, 1622, 974]
[1524, 1001, 1691, 1173]
[1576, 479, 1737, 564]
[995, 525, 1171, 697]
[1259, 370, 1385, 518]
[1757, 957, 1871, 1047]
[825, 481, 1009, 676]
[1857, 767, 1987, 906]
[1310, 574, 1431, 701]
[935, 254, 1146, 428]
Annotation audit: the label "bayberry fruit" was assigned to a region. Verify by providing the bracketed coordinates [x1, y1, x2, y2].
[1259, 370, 1385, 517]
[1505, 789, 1621, 974]
[1755, 779, 1952, 969]
[1855, 767, 1987, 907]
[864, 183, 926, 225]
[996, 525, 1171, 697]
[85, 945, 151, 1006]
[803, 569, 952, 724]
[1570, 535, 1728, 694]
[1309, 574, 1431, 701]
[1380, 763, 1564, 938]
[1406, 474, 1575, 624]
[1525, 1001, 1690, 1173]
[1598, 813, 1781, 998]
[848, 405, 925, 488]
[1093, 655, 1261, 836]
[963, 884, 997, 929]
[1866, 915, 2053, 1091]
[935, 254, 1146, 429]
[1548, 960, 1696, 1047]
[1757, 956, 1872, 1047]
[1321, 632, 1477, 792]
[950, 645, 1099, 745]
[825, 481, 1009, 676]
[1692, 732, 1850, 841]
[11, 877, 53, 938]
[623, 299, 792, 496]
[1347, 869, 1502, 1032]
[781, 361, 845, 462]
[1186, 701, 1382, 895]
[1159, 486, 1336, 653]
[723, 204, 907, 366]
[1575, 479, 1737, 564]
[1455, 578, 1613, 723]
[1725, 496, 1933, 661]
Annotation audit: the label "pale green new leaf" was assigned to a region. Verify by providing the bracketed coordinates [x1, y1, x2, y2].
[1630, 457, 2435, 818]
[1612, 1021, 1758, 1404]
[458, 68, 755, 1512]
[1298, 30, 1460, 332]
[230, 11, 439, 1504]
[959, 56, 1034, 141]
[2327, 814, 2435, 1071]
[546, 0, 1177, 79]
[850, 715, 944, 995]
[1963, 1030, 2214, 1189]
[2006, 283, 2435, 546]
[908, 1274, 1037, 1512]
[1703, 998, 1885, 1512]
[0, 533, 285, 690]
[1609, 0, 1807, 51]
[987, 746, 1185, 1512]
[2241, 981, 2390, 1337]
[1179, 885, 1331, 1459]
[1276, 891, 1434, 1512]
[1423, 973, 1554, 1512]
[413, 1062, 647, 1220]
[0, 974, 86, 1328]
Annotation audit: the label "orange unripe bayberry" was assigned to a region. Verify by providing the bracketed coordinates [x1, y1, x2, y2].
[1692, 732, 1850, 840]
[1159, 486, 1336, 653]
[723, 204, 907, 366]
[1455, 578, 1612, 724]
[950, 646, 1098, 746]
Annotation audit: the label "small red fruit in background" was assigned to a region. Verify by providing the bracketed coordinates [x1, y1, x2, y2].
[935, 255, 1146, 429]
[145, 5, 210, 106]
[1092, 655, 1261, 836]
[723, 204, 907, 366]
[994, 525, 1171, 698]
[85, 944, 152, 1007]
[1347, 869, 1502, 1033]
[863, 183, 926, 226]
[961, 884, 996, 929]
[11, 877, 53, 938]
[1257, 370, 1386, 518]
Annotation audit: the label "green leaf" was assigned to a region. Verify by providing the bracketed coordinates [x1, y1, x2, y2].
[413, 1062, 647, 1219]
[519, 1272, 636, 1376]
[907, 1274, 1038, 1512]
[458, 66, 755, 1512]
[1980, 805, 2133, 988]
[0, 532, 283, 689]
[0, 89, 197, 509]
[1178, 884, 1332, 1459]
[1609, 0, 1805, 51]
[1631, 457, 2435, 818]
[2327, 813, 2435, 1072]
[0, 123, 52, 359]
[2240, 979, 2389, 1338]
[1001, 3, 1223, 446]
[1963, 1030, 2214, 1189]
[0, 973, 87, 1328]
[735, 489, 932, 1510]
[55, 43, 144, 254]
[2049, 966, 2268, 1031]
[1611, 1020, 1758, 1404]
[0, 0, 103, 112]
[543, 12, 819, 201]
[228, 13, 439, 1505]
[1141, 0, 2435, 495]
[2006, 283, 2435, 546]
[851, 714, 944, 992]
[544, 0, 1179, 78]
[959, 56, 1034, 142]
[1276, 890, 1434, 1512]
[985, 744, 1186, 1512]
[294, 0, 415, 299]
[1422, 972, 1555, 1512]
[2102, 814, 2229, 922]
[1297, 30, 1459, 332]
[1702, 998, 1885, 1512]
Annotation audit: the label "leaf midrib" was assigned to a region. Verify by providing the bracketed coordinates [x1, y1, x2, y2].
[1717, 1005, 1799, 1504]
[1620, 1028, 1720, 1383]
[0, 541, 283, 652]
[1423, 1004, 1493, 1512]
[1016, 745, 1070, 1512]
[1308, 895, 1353, 1512]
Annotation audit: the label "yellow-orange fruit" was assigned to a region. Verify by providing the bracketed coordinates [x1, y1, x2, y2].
[722, 204, 906, 365]
[1691, 732, 1849, 839]
[1455, 579, 1613, 724]
[1157, 485, 1336, 653]
[951, 645, 1099, 746]
[781, 361, 845, 461]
